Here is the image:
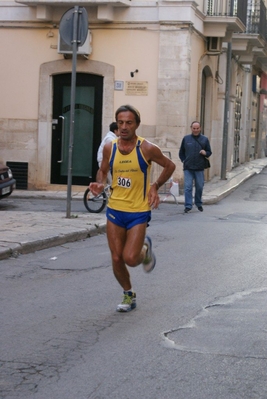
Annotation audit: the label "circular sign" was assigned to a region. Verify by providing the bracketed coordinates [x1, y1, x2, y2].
[59, 7, 88, 47]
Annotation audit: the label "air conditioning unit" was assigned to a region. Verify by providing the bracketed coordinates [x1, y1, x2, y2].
[208, 37, 221, 52]
[58, 31, 92, 55]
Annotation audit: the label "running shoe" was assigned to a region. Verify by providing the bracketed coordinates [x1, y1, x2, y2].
[142, 236, 156, 273]
[116, 291, 136, 312]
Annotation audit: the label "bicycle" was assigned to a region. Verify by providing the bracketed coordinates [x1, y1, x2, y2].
[83, 184, 111, 213]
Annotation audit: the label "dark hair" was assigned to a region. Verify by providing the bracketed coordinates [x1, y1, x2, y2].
[109, 122, 118, 132]
[190, 121, 201, 127]
[115, 104, 141, 124]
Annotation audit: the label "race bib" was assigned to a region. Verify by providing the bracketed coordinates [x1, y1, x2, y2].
[117, 176, 131, 188]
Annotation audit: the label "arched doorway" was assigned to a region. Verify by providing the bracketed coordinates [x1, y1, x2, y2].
[51, 73, 103, 185]
[37, 59, 114, 189]
[200, 65, 213, 136]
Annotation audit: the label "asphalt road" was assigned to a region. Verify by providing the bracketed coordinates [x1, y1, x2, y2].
[1, 170, 267, 399]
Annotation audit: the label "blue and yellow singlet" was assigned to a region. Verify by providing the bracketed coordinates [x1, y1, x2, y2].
[108, 137, 151, 212]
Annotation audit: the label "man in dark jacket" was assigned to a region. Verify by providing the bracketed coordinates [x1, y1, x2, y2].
[179, 121, 212, 213]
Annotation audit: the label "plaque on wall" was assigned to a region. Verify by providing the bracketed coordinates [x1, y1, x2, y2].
[125, 81, 148, 96]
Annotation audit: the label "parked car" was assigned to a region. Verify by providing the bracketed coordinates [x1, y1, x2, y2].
[0, 163, 16, 199]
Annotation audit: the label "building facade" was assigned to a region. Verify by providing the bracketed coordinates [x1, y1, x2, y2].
[0, 0, 267, 190]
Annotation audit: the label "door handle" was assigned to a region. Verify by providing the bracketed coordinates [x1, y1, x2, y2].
[58, 116, 65, 163]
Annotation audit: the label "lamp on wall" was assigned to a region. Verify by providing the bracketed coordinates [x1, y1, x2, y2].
[130, 69, 138, 77]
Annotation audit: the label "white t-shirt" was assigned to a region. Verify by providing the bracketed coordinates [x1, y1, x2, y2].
[97, 131, 117, 164]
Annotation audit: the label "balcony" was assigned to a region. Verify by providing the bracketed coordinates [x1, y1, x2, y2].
[15, 0, 131, 22]
[16, 0, 131, 5]
[246, 0, 266, 40]
[232, 0, 267, 70]
[203, 0, 247, 37]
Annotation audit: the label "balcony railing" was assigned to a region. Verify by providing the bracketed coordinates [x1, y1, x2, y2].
[206, 0, 247, 27]
[246, 0, 267, 40]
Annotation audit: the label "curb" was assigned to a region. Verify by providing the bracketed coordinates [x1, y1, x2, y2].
[0, 223, 106, 261]
[203, 169, 258, 204]
[11, 192, 84, 200]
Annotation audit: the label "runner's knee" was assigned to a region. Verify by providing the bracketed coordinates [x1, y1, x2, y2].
[123, 253, 140, 267]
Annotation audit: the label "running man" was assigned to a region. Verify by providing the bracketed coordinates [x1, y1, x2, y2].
[89, 105, 176, 312]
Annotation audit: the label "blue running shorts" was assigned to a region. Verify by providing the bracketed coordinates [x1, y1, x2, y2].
[106, 207, 151, 230]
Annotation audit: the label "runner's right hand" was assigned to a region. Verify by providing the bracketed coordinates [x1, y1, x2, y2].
[89, 182, 104, 196]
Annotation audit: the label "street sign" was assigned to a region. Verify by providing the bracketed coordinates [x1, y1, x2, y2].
[59, 7, 89, 218]
[59, 7, 88, 48]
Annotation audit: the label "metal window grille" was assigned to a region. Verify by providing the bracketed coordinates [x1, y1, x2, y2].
[6, 162, 28, 190]
[246, 0, 267, 40]
[206, 0, 247, 26]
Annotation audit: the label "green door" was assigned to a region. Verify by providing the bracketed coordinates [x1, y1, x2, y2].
[51, 73, 103, 185]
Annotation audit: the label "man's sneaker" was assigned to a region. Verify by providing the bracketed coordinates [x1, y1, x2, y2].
[198, 206, 203, 212]
[142, 236, 156, 273]
[116, 291, 136, 312]
[184, 207, 191, 213]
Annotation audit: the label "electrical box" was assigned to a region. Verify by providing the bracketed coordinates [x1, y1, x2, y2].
[58, 31, 92, 55]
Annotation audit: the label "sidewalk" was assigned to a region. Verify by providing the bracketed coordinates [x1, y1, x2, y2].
[1, 158, 267, 261]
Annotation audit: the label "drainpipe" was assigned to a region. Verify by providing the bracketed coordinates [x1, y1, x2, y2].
[221, 0, 234, 180]
[220, 41, 232, 179]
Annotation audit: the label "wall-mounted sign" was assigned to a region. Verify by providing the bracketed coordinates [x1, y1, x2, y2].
[125, 81, 148, 96]
[114, 81, 124, 91]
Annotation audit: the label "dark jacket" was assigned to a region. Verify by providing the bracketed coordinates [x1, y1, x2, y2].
[179, 134, 212, 171]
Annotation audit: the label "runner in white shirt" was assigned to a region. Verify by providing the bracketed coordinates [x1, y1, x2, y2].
[97, 122, 119, 167]
[97, 122, 119, 184]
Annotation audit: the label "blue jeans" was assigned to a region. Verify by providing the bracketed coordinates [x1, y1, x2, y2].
[184, 169, 204, 209]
